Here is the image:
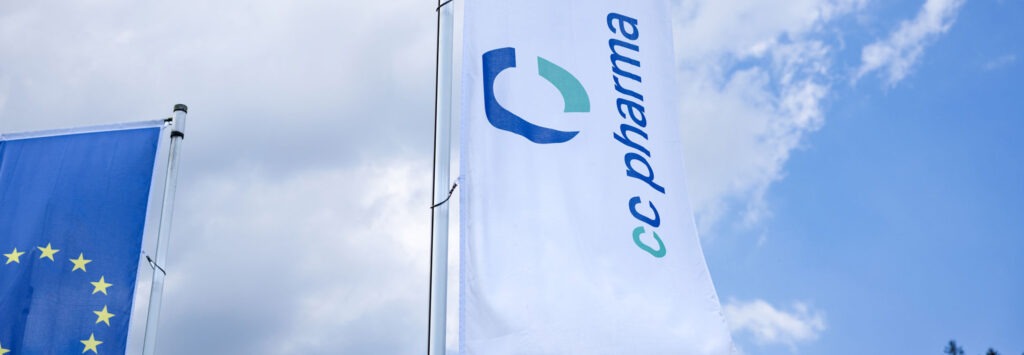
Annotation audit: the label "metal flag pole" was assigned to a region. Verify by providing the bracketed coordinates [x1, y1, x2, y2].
[429, 0, 455, 354]
[141, 104, 188, 355]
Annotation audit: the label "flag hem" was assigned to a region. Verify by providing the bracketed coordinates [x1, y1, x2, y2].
[0, 119, 166, 142]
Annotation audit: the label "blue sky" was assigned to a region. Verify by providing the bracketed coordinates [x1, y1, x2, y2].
[0, 0, 1020, 354]
[708, 0, 1023, 353]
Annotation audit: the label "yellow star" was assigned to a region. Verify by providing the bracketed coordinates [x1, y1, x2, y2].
[70, 253, 92, 272]
[37, 243, 59, 261]
[4, 248, 25, 264]
[90, 276, 112, 295]
[93, 305, 115, 326]
[0, 341, 9, 355]
[81, 333, 102, 354]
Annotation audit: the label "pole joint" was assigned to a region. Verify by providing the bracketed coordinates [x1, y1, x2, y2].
[144, 253, 167, 276]
[436, 0, 453, 12]
[431, 181, 458, 209]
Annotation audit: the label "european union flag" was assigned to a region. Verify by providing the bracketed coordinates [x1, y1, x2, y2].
[0, 123, 162, 354]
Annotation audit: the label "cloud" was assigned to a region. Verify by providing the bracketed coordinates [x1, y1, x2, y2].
[0, 0, 437, 174]
[984, 54, 1017, 70]
[673, 0, 863, 229]
[157, 159, 431, 354]
[724, 299, 826, 348]
[856, 0, 966, 86]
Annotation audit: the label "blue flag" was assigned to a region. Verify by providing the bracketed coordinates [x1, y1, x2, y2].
[0, 124, 162, 355]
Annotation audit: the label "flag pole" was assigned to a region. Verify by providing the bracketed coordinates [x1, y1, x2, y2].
[141, 104, 188, 355]
[429, 0, 455, 354]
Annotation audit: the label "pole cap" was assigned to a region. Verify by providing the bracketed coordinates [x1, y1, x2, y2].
[173, 104, 188, 113]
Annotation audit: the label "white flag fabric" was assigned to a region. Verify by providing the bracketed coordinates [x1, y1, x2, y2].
[459, 0, 735, 353]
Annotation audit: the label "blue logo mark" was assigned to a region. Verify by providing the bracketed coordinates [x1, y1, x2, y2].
[482, 47, 591, 144]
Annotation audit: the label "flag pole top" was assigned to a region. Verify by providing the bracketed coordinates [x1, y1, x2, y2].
[170, 104, 187, 139]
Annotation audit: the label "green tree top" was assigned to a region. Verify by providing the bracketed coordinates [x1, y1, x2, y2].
[945, 340, 965, 355]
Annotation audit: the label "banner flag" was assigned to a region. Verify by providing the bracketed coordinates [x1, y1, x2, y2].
[0, 123, 162, 354]
[459, 0, 734, 353]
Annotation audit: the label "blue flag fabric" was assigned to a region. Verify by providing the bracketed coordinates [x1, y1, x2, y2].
[0, 125, 161, 355]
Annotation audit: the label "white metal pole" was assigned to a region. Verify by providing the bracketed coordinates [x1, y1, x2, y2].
[141, 104, 188, 355]
[428, 0, 455, 354]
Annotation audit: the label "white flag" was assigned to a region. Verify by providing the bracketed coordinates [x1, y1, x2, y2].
[459, 0, 735, 353]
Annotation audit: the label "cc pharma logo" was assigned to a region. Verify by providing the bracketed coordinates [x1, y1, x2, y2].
[482, 47, 590, 144]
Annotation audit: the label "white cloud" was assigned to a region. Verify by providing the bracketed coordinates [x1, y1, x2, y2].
[724, 299, 826, 348]
[984, 54, 1017, 70]
[673, 0, 865, 62]
[158, 159, 431, 354]
[856, 0, 966, 86]
[673, 0, 862, 229]
[0, 0, 437, 173]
